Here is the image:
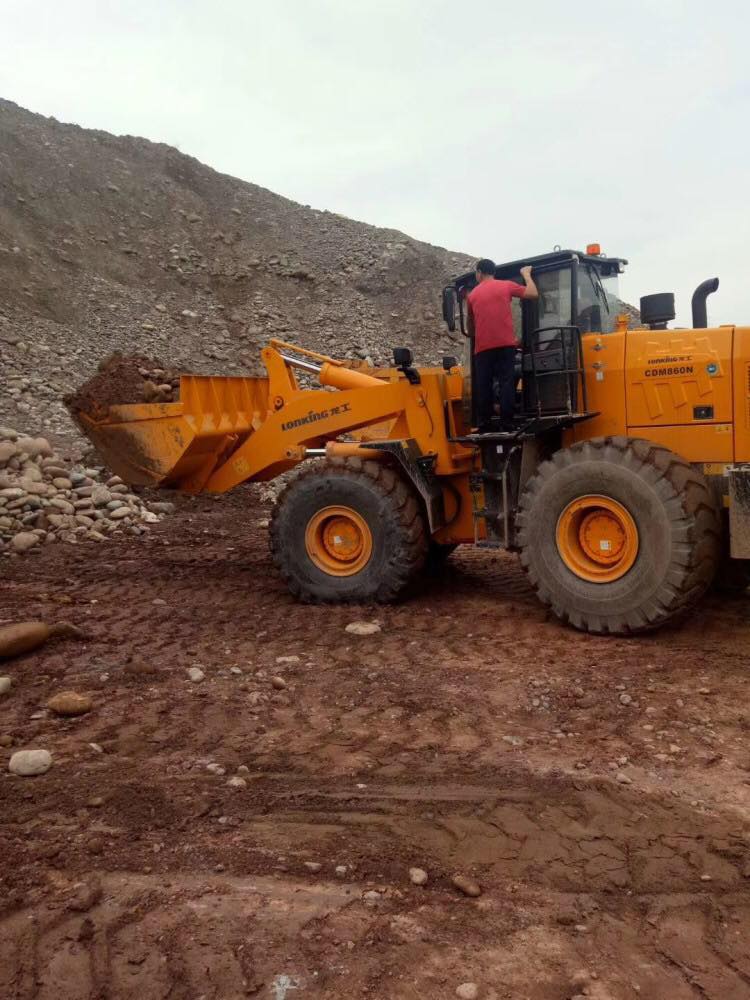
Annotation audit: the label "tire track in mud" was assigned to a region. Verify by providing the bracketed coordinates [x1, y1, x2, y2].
[2, 855, 750, 999]
[5, 763, 747, 897]
[247, 771, 750, 895]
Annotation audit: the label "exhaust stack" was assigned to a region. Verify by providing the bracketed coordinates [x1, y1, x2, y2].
[691, 277, 719, 329]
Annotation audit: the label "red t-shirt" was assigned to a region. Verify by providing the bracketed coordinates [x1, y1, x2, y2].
[467, 279, 525, 353]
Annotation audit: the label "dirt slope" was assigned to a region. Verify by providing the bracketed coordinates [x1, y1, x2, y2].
[0, 98, 471, 450]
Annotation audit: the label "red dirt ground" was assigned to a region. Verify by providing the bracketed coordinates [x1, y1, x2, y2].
[2, 490, 750, 1000]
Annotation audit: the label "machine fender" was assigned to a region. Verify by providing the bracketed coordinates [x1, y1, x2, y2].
[361, 439, 445, 532]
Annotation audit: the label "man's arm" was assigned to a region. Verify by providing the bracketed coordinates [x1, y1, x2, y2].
[465, 298, 475, 337]
[519, 265, 539, 300]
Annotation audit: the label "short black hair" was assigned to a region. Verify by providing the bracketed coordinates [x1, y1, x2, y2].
[476, 258, 496, 276]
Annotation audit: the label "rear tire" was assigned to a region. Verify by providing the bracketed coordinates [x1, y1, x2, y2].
[516, 437, 720, 634]
[270, 457, 427, 603]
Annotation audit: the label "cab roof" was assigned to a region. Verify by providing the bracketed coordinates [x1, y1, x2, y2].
[452, 249, 628, 291]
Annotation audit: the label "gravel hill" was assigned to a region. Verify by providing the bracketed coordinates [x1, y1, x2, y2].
[0, 99, 472, 451]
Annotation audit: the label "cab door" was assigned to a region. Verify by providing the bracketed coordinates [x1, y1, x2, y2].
[522, 261, 574, 346]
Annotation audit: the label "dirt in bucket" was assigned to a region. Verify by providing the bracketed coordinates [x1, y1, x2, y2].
[64, 353, 183, 420]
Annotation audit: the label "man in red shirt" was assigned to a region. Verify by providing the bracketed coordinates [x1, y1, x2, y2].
[466, 259, 538, 431]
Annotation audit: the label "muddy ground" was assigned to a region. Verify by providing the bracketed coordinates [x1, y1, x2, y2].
[2, 490, 750, 1000]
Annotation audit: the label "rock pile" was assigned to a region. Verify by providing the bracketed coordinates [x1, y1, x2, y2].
[0, 425, 169, 555]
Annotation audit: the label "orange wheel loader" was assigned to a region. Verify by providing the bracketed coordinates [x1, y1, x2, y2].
[71, 246, 750, 634]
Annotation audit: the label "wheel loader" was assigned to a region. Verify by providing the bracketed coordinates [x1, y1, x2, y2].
[70, 245, 750, 634]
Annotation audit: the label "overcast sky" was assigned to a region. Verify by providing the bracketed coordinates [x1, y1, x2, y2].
[3, 0, 749, 326]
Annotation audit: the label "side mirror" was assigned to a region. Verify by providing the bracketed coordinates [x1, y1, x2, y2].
[442, 286, 457, 332]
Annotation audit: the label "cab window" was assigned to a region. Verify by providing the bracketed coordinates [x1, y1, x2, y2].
[534, 268, 572, 344]
[577, 265, 616, 333]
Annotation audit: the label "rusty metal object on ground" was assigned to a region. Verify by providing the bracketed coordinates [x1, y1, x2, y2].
[0, 621, 85, 659]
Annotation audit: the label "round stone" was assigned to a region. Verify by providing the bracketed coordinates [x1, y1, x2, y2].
[0, 442, 18, 465]
[11, 531, 39, 552]
[47, 691, 93, 716]
[451, 874, 482, 897]
[107, 507, 132, 520]
[345, 621, 381, 636]
[9, 749, 52, 776]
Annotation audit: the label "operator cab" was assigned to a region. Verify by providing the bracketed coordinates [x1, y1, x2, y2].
[442, 246, 628, 436]
[443, 246, 628, 344]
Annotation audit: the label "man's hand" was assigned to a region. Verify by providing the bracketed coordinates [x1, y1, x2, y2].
[519, 265, 539, 300]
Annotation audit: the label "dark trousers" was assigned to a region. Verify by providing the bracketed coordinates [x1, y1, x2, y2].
[474, 346, 517, 429]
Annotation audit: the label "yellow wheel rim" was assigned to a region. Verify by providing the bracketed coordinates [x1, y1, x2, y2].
[305, 506, 373, 577]
[556, 495, 639, 583]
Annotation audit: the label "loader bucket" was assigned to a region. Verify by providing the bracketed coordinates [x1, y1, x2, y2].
[72, 375, 269, 490]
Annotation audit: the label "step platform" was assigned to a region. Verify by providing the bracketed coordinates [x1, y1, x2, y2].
[450, 411, 597, 447]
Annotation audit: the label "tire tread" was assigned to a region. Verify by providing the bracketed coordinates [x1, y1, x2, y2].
[516, 436, 720, 634]
[270, 458, 427, 604]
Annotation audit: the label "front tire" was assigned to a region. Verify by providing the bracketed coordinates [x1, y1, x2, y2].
[516, 437, 720, 634]
[270, 457, 427, 603]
